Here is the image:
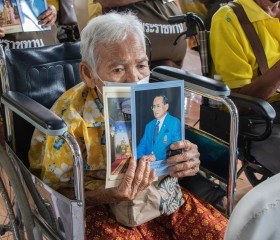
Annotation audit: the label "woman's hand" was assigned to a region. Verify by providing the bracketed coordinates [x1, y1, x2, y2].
[111, 156, 156, 201]
[38, 4, 57, 28]
[167, 140, 200, 178]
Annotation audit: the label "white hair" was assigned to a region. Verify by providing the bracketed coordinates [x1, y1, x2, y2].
[80, 11, 146, 77]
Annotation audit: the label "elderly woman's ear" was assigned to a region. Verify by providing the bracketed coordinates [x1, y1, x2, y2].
[80, 62, 96, 88]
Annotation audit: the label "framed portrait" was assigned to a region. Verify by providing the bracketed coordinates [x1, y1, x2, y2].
[103, 86, 131, 188]
[131, 80, 185, 176]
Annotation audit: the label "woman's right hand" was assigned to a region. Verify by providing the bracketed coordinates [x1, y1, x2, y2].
[112, 156, 156, 202]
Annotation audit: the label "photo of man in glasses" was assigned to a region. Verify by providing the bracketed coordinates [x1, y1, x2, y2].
[137, 94, 181, 162]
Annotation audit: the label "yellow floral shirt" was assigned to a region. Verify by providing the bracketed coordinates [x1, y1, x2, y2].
[28, 82, 107, 190]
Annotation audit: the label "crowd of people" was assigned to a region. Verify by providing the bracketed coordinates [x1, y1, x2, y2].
[0, 0, 280, 239]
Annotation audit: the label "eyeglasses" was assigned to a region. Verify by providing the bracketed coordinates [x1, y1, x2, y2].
[151, 104, 164, 110]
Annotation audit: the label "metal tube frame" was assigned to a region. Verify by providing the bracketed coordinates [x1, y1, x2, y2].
[185, 88, 239, 216]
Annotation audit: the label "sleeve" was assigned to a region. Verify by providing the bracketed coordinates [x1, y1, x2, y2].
[40, 124, 81, 185]
[210, 6, 256, 89]
[171, 117, 181, 144]
[137, 125, 149, 159]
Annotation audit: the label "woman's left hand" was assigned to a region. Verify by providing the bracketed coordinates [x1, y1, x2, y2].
[38, 4, 57, 28]
[167, 140, 200, 178]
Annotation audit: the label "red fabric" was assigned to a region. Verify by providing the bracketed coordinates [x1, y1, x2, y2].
[85, 189, 228, 239]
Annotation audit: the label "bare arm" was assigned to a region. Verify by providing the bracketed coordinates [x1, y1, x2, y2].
[232, 62, 280, 100]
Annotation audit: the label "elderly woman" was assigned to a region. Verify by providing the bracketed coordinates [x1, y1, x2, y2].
[29, 12, 227, 239]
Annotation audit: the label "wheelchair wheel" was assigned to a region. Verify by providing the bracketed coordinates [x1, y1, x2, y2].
[0, 175, 20, 239]
[0, 146, 37, 240]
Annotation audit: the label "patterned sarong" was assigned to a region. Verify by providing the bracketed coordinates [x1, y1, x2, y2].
[86, 188, 228, 239]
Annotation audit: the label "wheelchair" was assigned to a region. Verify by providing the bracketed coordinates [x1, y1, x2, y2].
[0, 40, 239, 238]
[168, 12, 278, 187]
[0, 42, 83, 239]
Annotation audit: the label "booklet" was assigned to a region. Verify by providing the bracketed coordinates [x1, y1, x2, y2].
[103, 87, 131, 188]
[1, 0, 50, 34]
[104, 81, 185, 188]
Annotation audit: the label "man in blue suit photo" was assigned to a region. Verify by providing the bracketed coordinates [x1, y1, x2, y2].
[137, 95, 181, 161]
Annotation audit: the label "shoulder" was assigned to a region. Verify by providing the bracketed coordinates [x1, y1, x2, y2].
[166, 113, 180, 123]
[146, 118, 157, 127]
[51, 82, 87, 120]
[211, 4, 238, 25]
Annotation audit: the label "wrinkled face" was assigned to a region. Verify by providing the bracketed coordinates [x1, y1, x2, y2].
[95, 33, 150, 88]
[152, 96, 169, 120]
[80, 32, 150, 101]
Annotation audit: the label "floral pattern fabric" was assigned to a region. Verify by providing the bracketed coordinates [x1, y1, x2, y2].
[86, 189, 228, 240]
[28, 82, 107, 190]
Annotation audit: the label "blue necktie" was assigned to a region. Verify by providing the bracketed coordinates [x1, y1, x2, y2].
[153, 121, 160, 143]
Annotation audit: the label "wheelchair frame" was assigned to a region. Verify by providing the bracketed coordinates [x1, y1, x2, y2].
[169, 12, 277, 187]
[150, 66, 239, 215]
[0, 43, 84, 239]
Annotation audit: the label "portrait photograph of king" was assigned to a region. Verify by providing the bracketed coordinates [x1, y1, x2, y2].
[134, 83, 184, 164]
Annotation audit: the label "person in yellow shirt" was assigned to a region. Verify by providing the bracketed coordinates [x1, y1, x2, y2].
[210, 0, 280, 103]
[210, 0, 280, 180]
[29, 11, 227, 239]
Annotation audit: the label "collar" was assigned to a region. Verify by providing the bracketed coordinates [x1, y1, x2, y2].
[82, 86, 104, 127]
[236, 0, 275, 22]
[157, 112, 168, 130]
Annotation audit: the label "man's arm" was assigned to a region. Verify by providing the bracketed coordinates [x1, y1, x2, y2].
[137, 125, 149, 159]
[233, 63, 280, 100]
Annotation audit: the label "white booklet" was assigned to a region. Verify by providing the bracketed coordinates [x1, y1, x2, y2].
[104, 81, 185, 188]
[1, 0, 50, 34]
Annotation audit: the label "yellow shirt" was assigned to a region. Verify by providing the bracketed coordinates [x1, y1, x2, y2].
[29, 82, 107, 190]
[210, 0, 280, 101]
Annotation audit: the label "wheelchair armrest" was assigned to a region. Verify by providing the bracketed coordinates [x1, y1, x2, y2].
[151, 66, 230, 97]
[229, 92, 276, 141]
[2, 91, 84, 205]
[1, 91, 68, 136]
[229, 92, 276, 121]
